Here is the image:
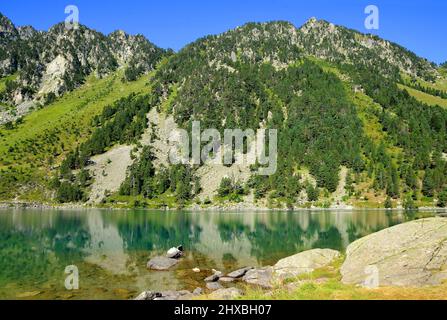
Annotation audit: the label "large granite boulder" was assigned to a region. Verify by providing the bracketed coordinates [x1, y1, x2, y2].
[273, 248, 341, 280]
[341, 217, 447, 287]
[147, 256, 179, 271]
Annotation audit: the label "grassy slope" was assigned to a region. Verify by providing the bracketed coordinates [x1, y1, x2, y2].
[0, 73, 18, 110]
[0, 71, 152, 201]
[0, 73, 18, 93]
[398, 83, 447, 108]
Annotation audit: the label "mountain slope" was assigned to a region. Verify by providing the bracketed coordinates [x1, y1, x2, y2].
[0, 12, 167, 110]
[1, 15, 447, 209]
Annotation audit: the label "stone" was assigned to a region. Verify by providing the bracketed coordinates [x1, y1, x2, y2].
[192, 268, 201, 273]
[219, 277, 236, 283]
[273, 248, 341, 280]
[206, 282, 223, 291]
[341, 217, 447, 287]
[166, 247, 182, 259]
[134, 291, 162, 300]
[242, 267, 274, 288]
[147, 256, 179, 270]
[227, 267, 253, 278]
[208, 288, 243, 300]
[204, 271, 222, 282]
[135, 290, 194, 301]
[193, 287, 203, 295]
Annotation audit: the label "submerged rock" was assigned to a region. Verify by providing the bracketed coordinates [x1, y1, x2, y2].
[273, 249, 341, 280]
[341, 217, 447, 287]
[147, 256, 179, 271]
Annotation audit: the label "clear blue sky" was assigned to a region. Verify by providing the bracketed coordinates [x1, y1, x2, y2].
[1, 0, 445, 64]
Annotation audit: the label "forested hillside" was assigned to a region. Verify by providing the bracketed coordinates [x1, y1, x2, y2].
[1, 14, 447, 209]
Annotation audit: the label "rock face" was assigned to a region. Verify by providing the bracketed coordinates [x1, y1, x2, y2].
[147, 256, 179, 271]
[341, 218, 447, 287]
[273, 248, 341, 279]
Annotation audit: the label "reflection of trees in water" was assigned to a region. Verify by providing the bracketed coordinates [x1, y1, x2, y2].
[109, 212, 202, 253]
[0, 212, 91, 284]
[217, 221, 250, 243]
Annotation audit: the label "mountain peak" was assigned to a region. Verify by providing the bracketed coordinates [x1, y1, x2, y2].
[0, 12, 18, 38]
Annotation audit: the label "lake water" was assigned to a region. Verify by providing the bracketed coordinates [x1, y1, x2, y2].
[0, 208, 434, 300]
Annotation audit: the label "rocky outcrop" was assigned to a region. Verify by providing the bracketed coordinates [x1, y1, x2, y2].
[341, 217, 447, 287]
[273, 248, 341, 280]
[0, 12, 167, 108]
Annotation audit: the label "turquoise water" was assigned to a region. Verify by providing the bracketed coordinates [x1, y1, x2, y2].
[0, 209, 430, 300]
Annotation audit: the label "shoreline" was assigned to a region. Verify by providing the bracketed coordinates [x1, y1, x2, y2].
[1, 200, 447, 214]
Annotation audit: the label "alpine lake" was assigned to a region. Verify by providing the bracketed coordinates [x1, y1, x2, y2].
[0, 208, 438, 300]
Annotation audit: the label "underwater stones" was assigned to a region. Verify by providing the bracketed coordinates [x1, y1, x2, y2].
[147, 256, 179, 271]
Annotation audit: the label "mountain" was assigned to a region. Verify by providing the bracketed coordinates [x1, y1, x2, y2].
[0, 12, 167, 108]
[1, 14, 447, 210]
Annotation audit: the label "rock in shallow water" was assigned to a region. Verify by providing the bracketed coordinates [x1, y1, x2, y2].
[147, 256, 179, 270]
[166, 247, 183, 259]
[204, 271, 222, 282]
[227, 267, 253, 278]
[341, 217, 447, 287]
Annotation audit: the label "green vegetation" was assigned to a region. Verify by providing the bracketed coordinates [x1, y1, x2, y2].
[398, 84, 447, 108]
[239, 257, 447, 300]
[0, 71, 152, 201]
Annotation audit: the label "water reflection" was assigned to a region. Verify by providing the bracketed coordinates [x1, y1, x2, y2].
[0, 209, 421, 299]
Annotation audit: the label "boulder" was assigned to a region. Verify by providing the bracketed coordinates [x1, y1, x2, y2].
[193, 287, 203, 295]
[135, 290, 194, 301]
[341, 217, 447, 287]
[219, 277, 236, 283]
[147, 256, 179, 271]
[273, 249, 341, 280]
[134, 291, 162, 300]
[204, 271, 222, 282]
[206, 282, 223, 291]
[166, 247, 182, 259]
[242, 267, 274, 288]
[227, 267, 253, 279]
[208, 287, 243, 300]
